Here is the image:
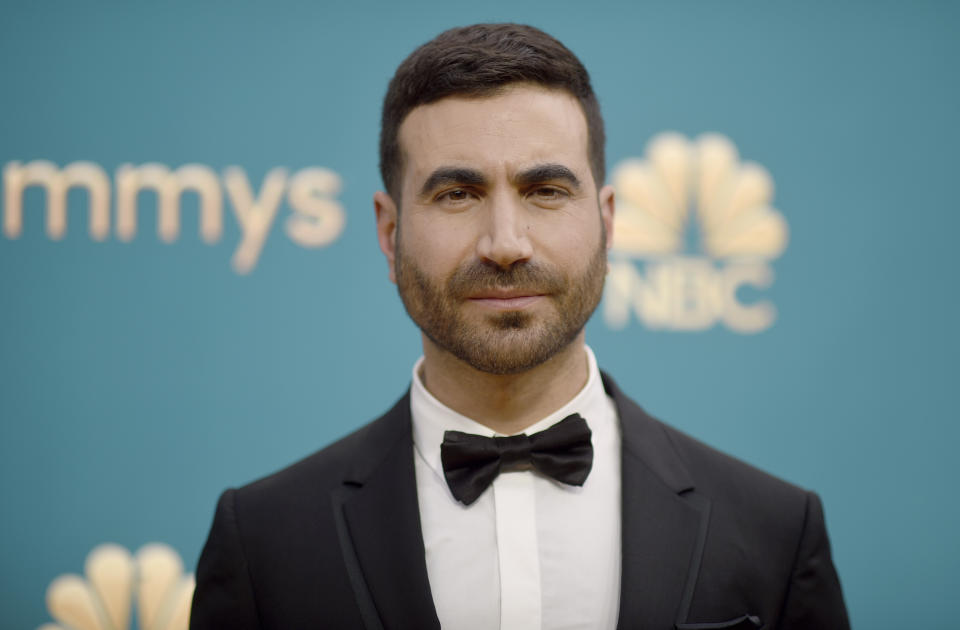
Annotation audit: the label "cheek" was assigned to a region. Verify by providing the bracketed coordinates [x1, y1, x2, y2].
[535, 216, 604, 259]
[401, 213, 476, 256]
[400, 219, 473, 276]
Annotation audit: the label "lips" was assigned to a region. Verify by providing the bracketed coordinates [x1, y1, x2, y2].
[467, 289, 545, 310]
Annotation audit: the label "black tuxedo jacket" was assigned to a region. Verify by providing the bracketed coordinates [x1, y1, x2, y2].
[191, 374, 849, 630]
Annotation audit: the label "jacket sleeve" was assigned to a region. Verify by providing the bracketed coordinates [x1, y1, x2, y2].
[190, 489, 262, 630]
[777, 491, 851, 630]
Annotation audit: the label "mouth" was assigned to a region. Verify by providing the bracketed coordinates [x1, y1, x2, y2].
[466, 289, 546, 310]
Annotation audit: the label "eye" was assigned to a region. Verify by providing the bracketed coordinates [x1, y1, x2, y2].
[528, 186, 568, 204]
[435, 188, 476, 204]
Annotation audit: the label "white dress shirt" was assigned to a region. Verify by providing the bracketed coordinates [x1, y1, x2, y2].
[410, 345, 622, 630]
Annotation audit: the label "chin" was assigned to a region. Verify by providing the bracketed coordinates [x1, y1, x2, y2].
[443, 319, 580, 375]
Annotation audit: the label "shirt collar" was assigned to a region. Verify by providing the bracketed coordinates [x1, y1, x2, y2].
[410, 344, 609, 479]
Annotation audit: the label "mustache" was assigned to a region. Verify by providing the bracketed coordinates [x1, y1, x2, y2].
[447, 261, 565, 297]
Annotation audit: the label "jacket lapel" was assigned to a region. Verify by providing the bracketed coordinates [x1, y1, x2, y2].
[331, 393, 441, 630]
[330, 377, 708, 630]
[604, 374, 711, 629]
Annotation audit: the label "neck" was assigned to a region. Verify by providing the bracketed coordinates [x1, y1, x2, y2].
[418, 333, 590, 435]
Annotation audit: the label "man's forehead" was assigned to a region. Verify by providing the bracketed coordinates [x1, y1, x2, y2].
[396, 85, 591, 185]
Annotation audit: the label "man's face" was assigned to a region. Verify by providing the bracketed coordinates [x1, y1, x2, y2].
[375, 84, 615, 375]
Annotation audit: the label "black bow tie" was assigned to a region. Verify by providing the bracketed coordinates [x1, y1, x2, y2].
[440, 413, 593, 506]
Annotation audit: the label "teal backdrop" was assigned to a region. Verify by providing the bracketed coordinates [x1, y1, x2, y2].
[2, 1, 958, 628]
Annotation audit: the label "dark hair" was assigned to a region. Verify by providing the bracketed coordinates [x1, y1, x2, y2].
[379, 23, 605, 200]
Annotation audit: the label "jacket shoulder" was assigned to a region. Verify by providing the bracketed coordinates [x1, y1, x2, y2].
[604, 371, 810, 519]
[606, 380, 849, 627]
[661, 417, 808, 504]
[232, 391, 411, 512]
[192, 397, 410, 629]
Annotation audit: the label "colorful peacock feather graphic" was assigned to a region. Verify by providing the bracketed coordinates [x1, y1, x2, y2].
[611, 132, 788, 260]
[604, 132, 789, 333]
[38, 543, 194, 630]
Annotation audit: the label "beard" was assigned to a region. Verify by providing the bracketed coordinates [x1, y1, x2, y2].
[395, 234, 607, 375]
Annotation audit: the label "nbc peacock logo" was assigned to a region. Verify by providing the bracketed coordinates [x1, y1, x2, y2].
[603, 132, 789, 333]
[38, 543, 194, 630]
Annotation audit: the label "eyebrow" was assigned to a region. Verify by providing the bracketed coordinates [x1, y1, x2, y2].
[419, 167, 487, 197]
[515, 164, 581, 191]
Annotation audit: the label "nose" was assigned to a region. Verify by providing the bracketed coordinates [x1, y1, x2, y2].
[475, 192, 533, 268]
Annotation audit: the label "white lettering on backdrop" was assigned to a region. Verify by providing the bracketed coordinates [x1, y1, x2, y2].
[2, 160, 346, 274]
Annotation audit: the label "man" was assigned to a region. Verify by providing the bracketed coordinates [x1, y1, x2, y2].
[191, 24, 849, 630]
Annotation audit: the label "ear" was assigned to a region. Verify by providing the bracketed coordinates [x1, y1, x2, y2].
[374, 190, 399, 284]
[598, 183, 615, 252]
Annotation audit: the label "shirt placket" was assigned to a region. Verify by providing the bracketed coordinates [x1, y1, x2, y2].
[492, 471, 541, 630]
